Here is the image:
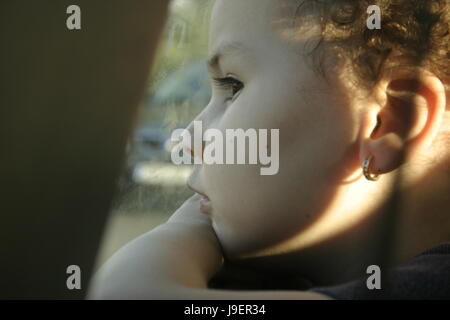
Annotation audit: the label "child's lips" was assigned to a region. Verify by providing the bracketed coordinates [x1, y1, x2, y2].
[199, 196, 212, 215]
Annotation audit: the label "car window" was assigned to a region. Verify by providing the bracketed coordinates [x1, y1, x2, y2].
[95, 0, 214, 267]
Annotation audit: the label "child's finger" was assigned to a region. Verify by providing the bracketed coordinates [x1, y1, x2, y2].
[167, 194, 212, 226]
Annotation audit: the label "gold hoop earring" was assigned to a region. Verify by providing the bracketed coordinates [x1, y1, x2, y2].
[363, 155, 380, 181]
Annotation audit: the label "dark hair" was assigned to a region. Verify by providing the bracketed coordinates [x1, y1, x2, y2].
[297, 0, 449, 96]
[293, 1, 450, 291]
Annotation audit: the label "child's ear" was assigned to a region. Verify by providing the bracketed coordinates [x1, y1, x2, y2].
[359, 66, 447, 175]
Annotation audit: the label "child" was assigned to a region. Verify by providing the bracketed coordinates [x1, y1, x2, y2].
[88, 0, 450, 299]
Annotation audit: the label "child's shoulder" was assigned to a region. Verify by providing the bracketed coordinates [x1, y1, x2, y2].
[308, 242, 450, 300]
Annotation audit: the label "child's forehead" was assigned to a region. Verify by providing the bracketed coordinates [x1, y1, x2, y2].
[210, 0, 295, 31]
[209, 0, 270, 55]
[209, 0, 318, 55]
[218, 0, 300, 15]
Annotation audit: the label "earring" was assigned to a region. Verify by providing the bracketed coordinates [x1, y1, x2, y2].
[363, 155, 380, 181]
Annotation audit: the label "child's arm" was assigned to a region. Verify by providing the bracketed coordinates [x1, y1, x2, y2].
[88, 194, 223, 298]
[87, 195, 330, 300]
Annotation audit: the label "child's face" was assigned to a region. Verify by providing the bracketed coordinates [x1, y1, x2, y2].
[187, 0, 361, 259]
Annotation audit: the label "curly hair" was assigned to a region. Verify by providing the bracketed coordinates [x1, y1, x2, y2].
[294, 0, 450, 99]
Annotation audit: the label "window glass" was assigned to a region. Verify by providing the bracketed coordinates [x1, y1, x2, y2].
[96, 0, 214, 266]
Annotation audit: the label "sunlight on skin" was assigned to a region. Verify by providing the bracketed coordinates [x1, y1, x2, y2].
[187, 0, 449, 273]
[241, 170, 397, 258]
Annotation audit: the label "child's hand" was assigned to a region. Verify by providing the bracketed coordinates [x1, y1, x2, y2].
[167, 193, 213, 227]
[88, 194, 224, 299]
[165, 193, 225, 281]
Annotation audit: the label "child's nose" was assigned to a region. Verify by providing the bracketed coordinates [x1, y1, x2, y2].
[184, 120, 205, 162]
[184, 102, 220, 162]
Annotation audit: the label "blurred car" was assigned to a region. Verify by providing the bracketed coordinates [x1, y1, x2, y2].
[131, 126, 170, 163]
[123, 125, 193, 187]
[149, 60, 211, 108]
[121, 61, 210, 187]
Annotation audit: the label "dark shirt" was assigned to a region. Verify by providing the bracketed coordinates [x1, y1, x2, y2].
[308, 243, 450, 300]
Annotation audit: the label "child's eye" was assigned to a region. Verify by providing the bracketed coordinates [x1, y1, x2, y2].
[212, 76, 244, 102]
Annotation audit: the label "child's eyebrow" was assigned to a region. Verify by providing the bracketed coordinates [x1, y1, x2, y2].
[207, 41, 250, 73]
